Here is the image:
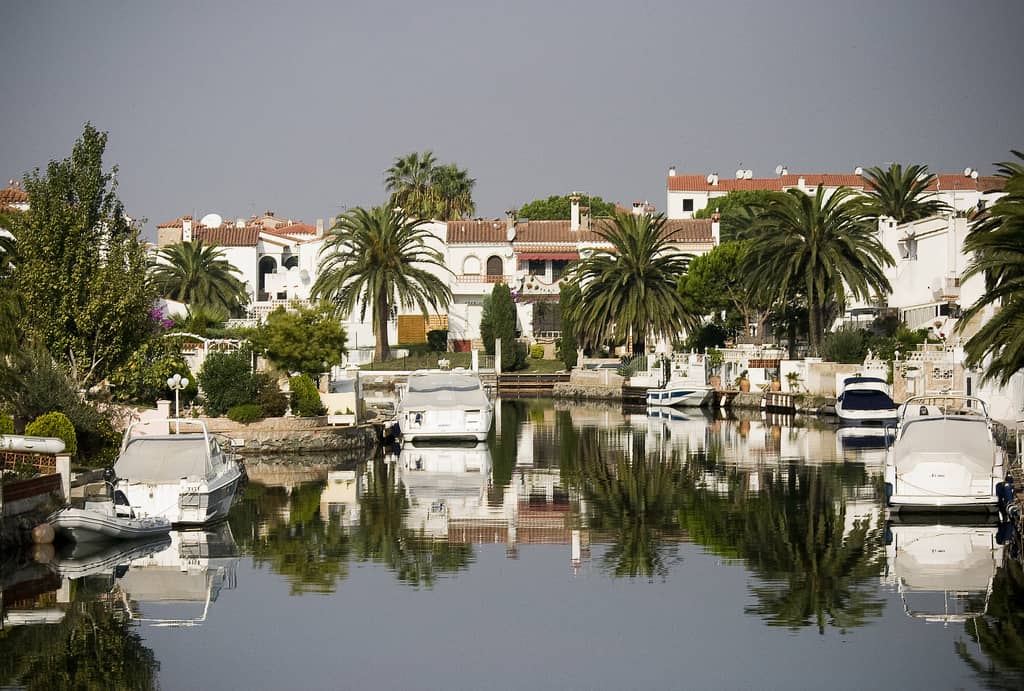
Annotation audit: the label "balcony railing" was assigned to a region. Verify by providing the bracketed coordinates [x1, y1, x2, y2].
[456, 274, 513, 283]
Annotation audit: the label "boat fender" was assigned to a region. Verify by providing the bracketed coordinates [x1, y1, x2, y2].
[883, 482, 893, 507]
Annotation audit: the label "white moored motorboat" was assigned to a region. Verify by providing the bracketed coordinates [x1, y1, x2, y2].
[884, 395, 1004, 512]
[114, 419, 244, 525]
[835, 376, 898, 425]
[49, 501, 171, 542]
[646, 378, 714, 408]
[398, 369, 494, 443]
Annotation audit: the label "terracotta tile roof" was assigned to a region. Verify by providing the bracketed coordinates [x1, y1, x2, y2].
[513, 218, 713, 245]
[447, 219, 510, 244]
[194, 226, 259, 247]
[156, 215, 193, 229]
[927, 174, 1006, 193]
[780, 173, 867, 188]
[667, 175, 783, 193]
[0, 183, 28, 205]
[265, 222, 316, 236]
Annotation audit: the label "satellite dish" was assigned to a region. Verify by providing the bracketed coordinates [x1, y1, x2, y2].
[971, 170, 979, 180]
[706, 173, 715, 184]
[506, 226, 516, 242]
[854, 166, 863, 175]
[200, 213, 223, 228]
[963, 167, 973, 177]
[735, 170, 744, 179]
[775, 164, 784, 176]
[744, 169, 753, 179]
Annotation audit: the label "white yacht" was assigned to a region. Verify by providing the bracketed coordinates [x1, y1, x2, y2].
[398, 369, 494, 443]
[835, 376, 898, 425]
[884, 518, 1007, 623]
[646, 378, 714, 408]
[884, 395, 1004, 511]
[114, 419, 244, 525]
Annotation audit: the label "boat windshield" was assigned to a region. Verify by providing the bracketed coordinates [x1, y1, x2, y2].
[840, 390, 895, 411]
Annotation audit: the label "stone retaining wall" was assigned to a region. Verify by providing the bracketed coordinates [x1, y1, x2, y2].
[552, 382, 624, 400]
[229, 424, 377, 455]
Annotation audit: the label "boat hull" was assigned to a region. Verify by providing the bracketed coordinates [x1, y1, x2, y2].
[117, 471, 242, 526]
[50, 507, 171, 542]
[646, 385, 714, 408]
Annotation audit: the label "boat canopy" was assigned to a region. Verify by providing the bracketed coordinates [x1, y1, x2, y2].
[893, 417, 994, 476]
[402, 373, 489, 411]
[115, 434, 213, 483]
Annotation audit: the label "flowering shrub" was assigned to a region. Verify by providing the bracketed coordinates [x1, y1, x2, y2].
[149, 307, 175, 330]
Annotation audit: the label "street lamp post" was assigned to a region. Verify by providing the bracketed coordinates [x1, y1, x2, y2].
[167, 373, 189, 432]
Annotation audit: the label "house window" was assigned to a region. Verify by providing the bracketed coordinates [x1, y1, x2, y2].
[486, 256, 503, 277]
[551, 260, 569, 280]
[682, 198, 694, 212]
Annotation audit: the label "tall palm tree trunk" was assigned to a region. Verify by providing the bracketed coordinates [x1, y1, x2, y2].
[375, 292, 392, 362]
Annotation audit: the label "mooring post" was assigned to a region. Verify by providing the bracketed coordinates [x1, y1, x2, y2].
[56, 454, 71, 503]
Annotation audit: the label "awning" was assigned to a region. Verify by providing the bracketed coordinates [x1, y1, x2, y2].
[517, 252, 579, 261]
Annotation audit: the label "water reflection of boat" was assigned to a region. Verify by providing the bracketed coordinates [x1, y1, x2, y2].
[884, 518, 1008, 623]
[50, 535, 172, 580]
[396, 442, 498, 538]
[116, 523, 239, 627]
[835, 425, 894, 466]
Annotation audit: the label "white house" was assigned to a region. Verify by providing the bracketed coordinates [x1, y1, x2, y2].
[665, 166, 1005, 220]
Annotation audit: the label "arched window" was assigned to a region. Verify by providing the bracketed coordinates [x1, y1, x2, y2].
[258, 256, 278, 301]
[283, 255, 299, 269]
[462, 255, 481, 275]
[486, 255, 503, 278]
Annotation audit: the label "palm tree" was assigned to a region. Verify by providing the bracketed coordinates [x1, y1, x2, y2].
[958, 151, 1024, 385]
[860, 162, 950, 222]
[744, 187, 893, 355]
[567, 212, 697, 354]
[312, 205, 452, 362]
[430, 163, 476, 220]
[384, 151, 476, 220]
[149, 240, 248, 315]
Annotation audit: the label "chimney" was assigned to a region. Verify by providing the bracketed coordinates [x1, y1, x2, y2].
[668, 165, 676, 177]
[316, 218, 324, 237]
[711, 213, 721, 246]
[632, 201, 644, 216]
[505, 209, 516, 238]
[235, 218, 245, 228]
[182, 217, 193, 242]
[798, 176, 806, 188]
[570, 195, 581, 231]
[580, 205, 590, 232]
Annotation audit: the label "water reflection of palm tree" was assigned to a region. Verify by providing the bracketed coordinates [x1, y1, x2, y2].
[679, 460, 886, 634]
[574, 430, 686, 580]
[957, 557, 1024, 690]
[354, 458, 472, 587]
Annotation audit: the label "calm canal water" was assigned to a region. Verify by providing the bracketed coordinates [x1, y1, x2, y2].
[2, 399, 1022, 690]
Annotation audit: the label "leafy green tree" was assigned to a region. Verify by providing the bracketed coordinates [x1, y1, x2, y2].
[107, 336, 195, 406]
[149, 239, 249, 314]
[7, 123, 153, 386]
[558, 282, 580, 368]
[516, 194, 617, 220]
[694, 189, 775, 242]
[384, 151, 476, 220]
[198, 347, 256, 416]
[821, 327, 869, 363]
[313, 205, 452, 361]
[958, 151, 1024, 385]
[0, 210, 22, 357]
[567, 212, 698, 354]
[250, 302, 347, 379]
[744, 187, 893, 355]
[489, 282, 519, 370]
[0, 344, 115, 463]
[479, 295, 494, 355]
[24, 411, 77, 457]
[289, 374, 325, 416]
[679, 240, 770, 342]
[859, 162, 950, 223]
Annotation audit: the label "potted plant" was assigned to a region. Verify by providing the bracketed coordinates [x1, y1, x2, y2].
[785, 370, 802, 392]
[707, 348, 724, 389]
[736, 370, 750, 393]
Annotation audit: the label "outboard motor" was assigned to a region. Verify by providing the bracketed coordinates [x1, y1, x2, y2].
[996, 474, 1015, 522]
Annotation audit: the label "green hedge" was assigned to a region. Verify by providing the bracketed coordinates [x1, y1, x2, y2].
[25, 411, 77, 457]
[289, 374, 325, 417]
[0, 413, 13, 435]
[198, 348, 256, 417]
[529, 344, 545, 359]
[227, 403, 264, 424]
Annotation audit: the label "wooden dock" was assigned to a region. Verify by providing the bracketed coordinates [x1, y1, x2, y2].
[497, 373, 571, 396]
[763, 391, 797, 413]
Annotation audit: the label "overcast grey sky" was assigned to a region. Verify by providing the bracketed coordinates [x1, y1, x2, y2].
[1, 0, 1021, 238]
